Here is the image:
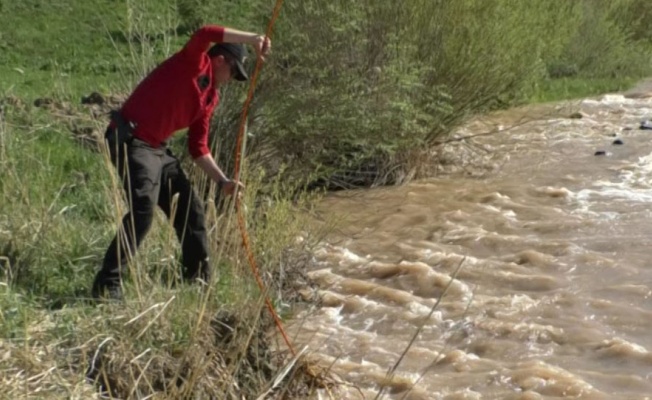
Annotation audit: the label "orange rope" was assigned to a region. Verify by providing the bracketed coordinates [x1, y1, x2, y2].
[232, 0, 296, 356]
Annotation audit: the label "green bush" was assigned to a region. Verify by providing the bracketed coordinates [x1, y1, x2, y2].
[552, 0, 650, 79]
[611, 0, 652, 42]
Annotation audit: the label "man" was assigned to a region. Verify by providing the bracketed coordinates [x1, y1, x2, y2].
[92, 25, 271, 300]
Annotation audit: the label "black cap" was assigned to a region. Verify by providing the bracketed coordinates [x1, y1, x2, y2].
[207, 43, 248, 81]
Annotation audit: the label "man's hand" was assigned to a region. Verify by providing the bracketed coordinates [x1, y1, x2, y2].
[253, 35, 271, 61]
[220, 179, 245, 197]
[222, 28, 271, 61]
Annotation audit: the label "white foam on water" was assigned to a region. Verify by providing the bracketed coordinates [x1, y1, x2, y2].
[572, 151, 652, 213]
[579, 187, 652, 203]
[596, 337, 651, 360]
[321, 304, 344, 325]
[407, 302, 443, 321]
[313, 244, 368, 265]
[582, 94, 638, 106]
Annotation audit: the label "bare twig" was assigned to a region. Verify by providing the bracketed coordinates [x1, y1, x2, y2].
[399, 286, 476, 400]
[374, 256, 466, 400]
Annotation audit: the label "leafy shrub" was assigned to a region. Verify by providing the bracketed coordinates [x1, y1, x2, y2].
[555, 0, 649, 79]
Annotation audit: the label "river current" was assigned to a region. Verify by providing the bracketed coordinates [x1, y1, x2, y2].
[291, 81, 652, 400]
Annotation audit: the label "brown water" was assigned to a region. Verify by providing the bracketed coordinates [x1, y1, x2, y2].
[289, 83, 652, 400]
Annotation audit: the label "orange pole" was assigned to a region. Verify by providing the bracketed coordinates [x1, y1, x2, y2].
[232, 0, 296, 356]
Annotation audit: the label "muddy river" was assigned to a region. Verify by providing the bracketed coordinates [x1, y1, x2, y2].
[291, 81, 652, 399]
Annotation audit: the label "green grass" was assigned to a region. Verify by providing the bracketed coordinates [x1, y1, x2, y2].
[531, 76, 640, 103]
[0, 0, 124, 97]
[0, 0, 268, 99]
[0, 0, 208, 98]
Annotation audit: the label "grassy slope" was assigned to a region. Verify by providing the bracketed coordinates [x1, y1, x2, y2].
[531, 77, 640, 103]
[0, 0, 127, 97]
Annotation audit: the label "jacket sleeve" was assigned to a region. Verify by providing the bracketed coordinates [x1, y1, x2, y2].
[188, 110, 212, 159]
[181, 25, 225, 64]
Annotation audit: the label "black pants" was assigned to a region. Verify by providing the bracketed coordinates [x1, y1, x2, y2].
[93, 124, 210, 293]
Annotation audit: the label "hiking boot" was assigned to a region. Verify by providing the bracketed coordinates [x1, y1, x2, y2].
[182, 259, 211, 284]
[91, 284, 123, 302]
[91, 274, 123, 302]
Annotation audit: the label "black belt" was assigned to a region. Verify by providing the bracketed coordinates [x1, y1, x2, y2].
[108, 111, 167, 148]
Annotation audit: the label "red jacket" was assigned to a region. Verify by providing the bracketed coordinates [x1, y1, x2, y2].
[120, 25, 225, 158]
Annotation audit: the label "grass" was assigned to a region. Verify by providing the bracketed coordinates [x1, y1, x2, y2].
[0, 0, 265, 98]
[0, 0, 125, 97]
[531, 76, 640, 103]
